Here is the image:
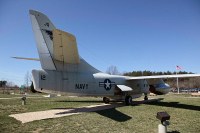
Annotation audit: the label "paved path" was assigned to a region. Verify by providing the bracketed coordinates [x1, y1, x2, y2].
[9, 103, 124, 123]
[0, 97, 44, 100]
[0, 97, 22, 100]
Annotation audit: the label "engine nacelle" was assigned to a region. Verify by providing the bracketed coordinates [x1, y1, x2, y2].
[149, 83, 171, 95]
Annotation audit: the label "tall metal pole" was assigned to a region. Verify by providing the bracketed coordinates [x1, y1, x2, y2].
[176, 71, 179, 94]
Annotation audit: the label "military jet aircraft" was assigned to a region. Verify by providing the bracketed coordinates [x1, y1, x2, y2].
[23, 10, 200, 105]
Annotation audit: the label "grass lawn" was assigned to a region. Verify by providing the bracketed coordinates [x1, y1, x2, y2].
[0, 94, 199, 133]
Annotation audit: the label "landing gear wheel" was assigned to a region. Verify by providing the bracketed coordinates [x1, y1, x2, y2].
[103, 97, 110, 104]
[144, 93, 148, 100]
[144, 95, 148, 101]
[125, 95, 132, 106]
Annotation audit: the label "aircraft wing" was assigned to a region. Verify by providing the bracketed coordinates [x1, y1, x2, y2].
[126, 74, 200, 80]
[124, 74, 200, 94]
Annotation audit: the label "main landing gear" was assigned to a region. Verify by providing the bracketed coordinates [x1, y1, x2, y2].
[103, 96, 133, 105]
[144, 93, 148, 100]
[103, 97, 110, 104]
[125, 95, 132, 106]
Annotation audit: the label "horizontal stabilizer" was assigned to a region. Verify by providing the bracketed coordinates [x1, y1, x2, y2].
[12, 57, 40, 61]
[117, 85, 132, 91]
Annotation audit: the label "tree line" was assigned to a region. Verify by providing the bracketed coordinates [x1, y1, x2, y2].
[0, 81, 7, 87]
[123, 70, 193, 76]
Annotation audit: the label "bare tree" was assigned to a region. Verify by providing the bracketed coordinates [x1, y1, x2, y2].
[6, 81, 17, 94]
[106, 65, 120, 75]
[24, 71, 32, 92]
[6, 81, 15, 87]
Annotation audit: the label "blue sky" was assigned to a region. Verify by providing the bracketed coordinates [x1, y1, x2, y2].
[0, 0, 200, 86]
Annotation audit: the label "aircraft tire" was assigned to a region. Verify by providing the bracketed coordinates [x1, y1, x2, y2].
[144, 95, 148, 101]
[103, 97, 110, 104]
[125, 95, 132, 106]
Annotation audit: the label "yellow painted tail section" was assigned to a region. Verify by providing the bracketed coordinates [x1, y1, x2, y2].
[53, 29, 80, 64]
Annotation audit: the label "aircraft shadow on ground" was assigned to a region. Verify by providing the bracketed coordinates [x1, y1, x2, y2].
[53, 98, 164, 122]
[55, 100, 126, 103]
[53, 103, 132, 122]
[167, 131, 180, 133]
[130, 98, 164, 106]
[95, 108, 132, 122]
[144, 101, 200, 111]
[55, 100, 103, 103]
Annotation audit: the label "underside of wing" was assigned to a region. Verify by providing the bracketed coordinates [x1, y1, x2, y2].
[126, 74, 200, 80]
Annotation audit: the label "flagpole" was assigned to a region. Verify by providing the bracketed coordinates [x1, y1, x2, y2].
[176, 70, 179, 94]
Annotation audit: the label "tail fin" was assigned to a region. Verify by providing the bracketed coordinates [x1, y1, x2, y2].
[30, 10, 99, 73]
[29, 10, 80, 69]
[29, 10, 56, 70]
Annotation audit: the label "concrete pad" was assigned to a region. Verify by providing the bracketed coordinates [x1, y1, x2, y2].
[0, 97, 22, 100]
[9, 103, 123, 123]
[9, 98, 162, 123]
[0, 97, 43, 100]
[191, 93, 200, 96]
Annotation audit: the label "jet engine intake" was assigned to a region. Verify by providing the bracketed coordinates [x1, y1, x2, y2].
[149, 83, 171, 95]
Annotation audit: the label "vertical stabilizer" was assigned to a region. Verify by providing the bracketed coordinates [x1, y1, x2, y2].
[29, 10, 56, 70]
[29, 10, 100, 73]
